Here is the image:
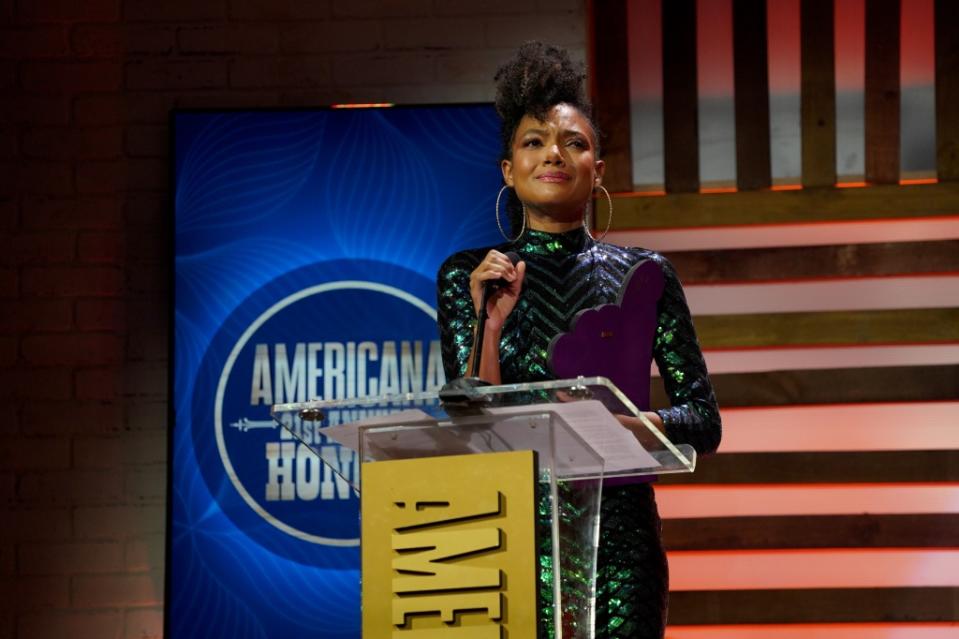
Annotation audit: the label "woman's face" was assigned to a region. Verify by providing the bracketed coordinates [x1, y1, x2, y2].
[501, 103, 604, 226]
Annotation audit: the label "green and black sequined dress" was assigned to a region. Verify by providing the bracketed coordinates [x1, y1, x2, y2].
[437, 227, 721, 638]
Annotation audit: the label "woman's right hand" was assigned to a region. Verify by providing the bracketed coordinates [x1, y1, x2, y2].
[469, 250, 526, 332]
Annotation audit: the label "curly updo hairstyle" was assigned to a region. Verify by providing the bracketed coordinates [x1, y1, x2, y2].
[493, 42, 600, 236]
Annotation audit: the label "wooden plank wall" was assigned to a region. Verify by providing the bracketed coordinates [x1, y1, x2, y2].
[865, 0, 900, 183]
[590, 0, 959, 636]
[935, 0, 959, 180]
[661, 0, 700, 193]
[733, 0, 772, 190]
[800, 0, 837, 187]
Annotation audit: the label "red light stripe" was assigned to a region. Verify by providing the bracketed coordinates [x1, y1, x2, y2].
[700, 186, 738, 194]
[610, 212, 959, 238]
[766, 0, 799, 94]
[656, 484, 959, 519]
[615, 189, 668, 197]
[900, 0, 935, 86]
[665, 623, 959, 639]
[711, 402, 959, 452]
[696, 0, 733, 99]
[684, 269, 959, 287]
[834, 0, 864, 96]
[329, 103, 394, 109]
[662, 343, 959, 375]
[696, 340, 959, 352]
[605, 216, 959, 251]
[682, 274, 959, 315]
[667, 548, 959, 590]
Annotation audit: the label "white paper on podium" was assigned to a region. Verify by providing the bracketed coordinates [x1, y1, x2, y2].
[319, 400, 660, 474]
[480, 400, 661, 474]
[320, 409, 437, 452]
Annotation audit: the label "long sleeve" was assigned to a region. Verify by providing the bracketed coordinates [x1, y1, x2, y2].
[652, 256, 722, 455]
[437, 251, 482, 380]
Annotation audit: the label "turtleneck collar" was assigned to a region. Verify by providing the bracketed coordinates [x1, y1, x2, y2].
[513, 226, 591, 256]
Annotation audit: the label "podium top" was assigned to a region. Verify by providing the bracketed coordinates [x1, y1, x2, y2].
[271, 376, 696, 478]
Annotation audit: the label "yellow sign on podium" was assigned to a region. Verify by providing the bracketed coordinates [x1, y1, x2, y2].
[361, 450, 538, 638]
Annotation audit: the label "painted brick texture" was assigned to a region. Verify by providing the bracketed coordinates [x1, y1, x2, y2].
[1, 0, 585, 636]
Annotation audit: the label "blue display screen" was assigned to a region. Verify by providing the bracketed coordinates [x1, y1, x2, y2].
[170, 106, 503, 637]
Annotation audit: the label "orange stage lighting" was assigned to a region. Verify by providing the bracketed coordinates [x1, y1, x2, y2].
[715, 402, 959, 453]
[682, 273, 959, 315]
[699, 186, 738, 194]
[667, 548, 959, 590]
[329, 103, 394, 109]
[656, 483, 959, 519]
[605, 215, 959, 251]
[665, 622, 959, 639]
[690, 344, 959, 376]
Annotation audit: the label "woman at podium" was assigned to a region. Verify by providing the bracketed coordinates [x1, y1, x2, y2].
[437, 42, 721, 638]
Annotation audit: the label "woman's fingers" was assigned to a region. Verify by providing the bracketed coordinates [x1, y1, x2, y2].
[469, 252, 525, 319]
[471, 251, 518, 285]
[509, 260, 525, 289]
[486, 251, 517, 272]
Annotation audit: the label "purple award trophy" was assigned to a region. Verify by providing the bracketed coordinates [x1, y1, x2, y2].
[547, 259, 665, 411]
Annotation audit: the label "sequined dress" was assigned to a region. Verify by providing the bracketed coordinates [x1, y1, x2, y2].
[437, 227, 721, 638]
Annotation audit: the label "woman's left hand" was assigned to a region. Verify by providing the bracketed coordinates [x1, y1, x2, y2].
[614, 412, 665, 437]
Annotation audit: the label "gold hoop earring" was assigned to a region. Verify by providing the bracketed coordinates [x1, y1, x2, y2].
[584, 185, 613, 242]
[495, 185, 527, 242]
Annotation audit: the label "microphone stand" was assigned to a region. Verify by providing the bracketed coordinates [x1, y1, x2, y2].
[439, 285, 494, 406]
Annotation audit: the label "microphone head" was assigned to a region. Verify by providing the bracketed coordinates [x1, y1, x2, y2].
[504, 251, 521, 266]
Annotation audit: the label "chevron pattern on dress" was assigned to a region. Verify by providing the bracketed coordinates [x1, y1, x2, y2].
[437, 226, 722, 638]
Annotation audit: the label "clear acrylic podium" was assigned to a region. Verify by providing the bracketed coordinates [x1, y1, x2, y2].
[271, 376, 696, 638]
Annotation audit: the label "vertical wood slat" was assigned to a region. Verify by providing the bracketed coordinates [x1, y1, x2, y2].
[865, 0, 901, 184]
[590, 0, 633, 193]
[733, 0, 772, 190]
[800, 0, 837, 187]
[935, 0, 959, 181]
[662, 0, 700, 193]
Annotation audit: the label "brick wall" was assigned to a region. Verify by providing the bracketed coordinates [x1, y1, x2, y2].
[1, 1, 586, 637]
